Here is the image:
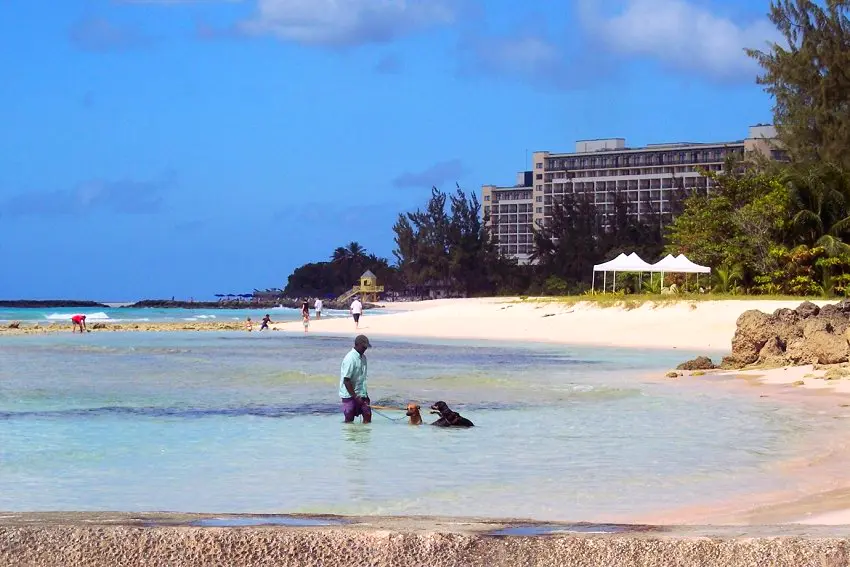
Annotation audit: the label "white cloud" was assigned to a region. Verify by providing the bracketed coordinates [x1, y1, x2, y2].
[456, 31, 616, 91]
[578, 0, 780, 81]
[237, 0, 459, 46]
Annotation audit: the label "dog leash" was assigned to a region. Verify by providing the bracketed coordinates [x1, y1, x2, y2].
[371, 407, 408, 422]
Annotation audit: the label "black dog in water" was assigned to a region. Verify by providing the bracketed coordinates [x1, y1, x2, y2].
[430, 401, 474, 427]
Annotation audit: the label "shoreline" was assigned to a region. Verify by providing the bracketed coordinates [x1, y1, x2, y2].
[644, 364, 850, 526]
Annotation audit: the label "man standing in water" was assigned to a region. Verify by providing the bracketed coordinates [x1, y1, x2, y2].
[340, 335, 371, 424]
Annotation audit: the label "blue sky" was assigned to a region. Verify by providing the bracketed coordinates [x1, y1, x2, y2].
[0, 0, 779, 300]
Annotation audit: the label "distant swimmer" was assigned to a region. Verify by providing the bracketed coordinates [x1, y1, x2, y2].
[260, 314, 273, 331]
[350, 296, 363, 330]
[71, 314, 87, 333]
[314, 298, 323, 319]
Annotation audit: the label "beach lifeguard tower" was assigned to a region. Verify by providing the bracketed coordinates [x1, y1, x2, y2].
[335, 270, 385, 303]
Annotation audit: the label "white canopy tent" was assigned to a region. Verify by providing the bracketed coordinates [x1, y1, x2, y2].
[651, 254, 711, 290]
[592, 252, 655, 292]
[592, 252, 711, 293]
[672, 254, 711, 273]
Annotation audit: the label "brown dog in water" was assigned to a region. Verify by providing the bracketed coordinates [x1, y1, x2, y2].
[405, 403, 423, 425]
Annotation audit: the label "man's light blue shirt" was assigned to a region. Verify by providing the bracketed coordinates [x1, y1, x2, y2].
[339, 348, 368, 399]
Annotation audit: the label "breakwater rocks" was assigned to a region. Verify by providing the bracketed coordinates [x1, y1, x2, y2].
[720, 299, 850, 369]
[1, 513, 850, 567]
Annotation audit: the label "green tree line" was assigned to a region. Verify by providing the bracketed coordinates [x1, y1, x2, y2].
[283, 1, 850, 299]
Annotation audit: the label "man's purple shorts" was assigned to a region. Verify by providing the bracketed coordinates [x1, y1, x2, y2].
[341, 396, 371, 421]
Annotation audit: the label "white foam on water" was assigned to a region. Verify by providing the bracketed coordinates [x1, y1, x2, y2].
[197, 315, 216, 319]
[45, 312, 110, 321]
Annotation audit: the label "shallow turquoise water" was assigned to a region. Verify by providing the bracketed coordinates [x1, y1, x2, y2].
[0, 306, 355, 324]
[0, 332, 838, 521]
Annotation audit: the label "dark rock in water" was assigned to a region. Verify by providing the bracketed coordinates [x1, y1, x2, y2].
[0, 300, 108, 308]
[92, 322, 107, 330]
[719, 354, 749, 370]
[676, 356, 716, 370]
[7, 321, 20, 329]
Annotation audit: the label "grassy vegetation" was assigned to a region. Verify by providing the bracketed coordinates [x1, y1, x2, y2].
[505, 293, 829, 310]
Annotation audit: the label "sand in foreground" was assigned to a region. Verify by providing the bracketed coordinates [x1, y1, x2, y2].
[2, 512, 850, 567]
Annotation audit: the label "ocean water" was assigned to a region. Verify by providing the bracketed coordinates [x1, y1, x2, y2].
[0, 306, 354, 324]
[0, 331, 842, 522]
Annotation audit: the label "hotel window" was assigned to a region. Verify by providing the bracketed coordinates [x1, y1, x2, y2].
[484, 195, 490, 201]
[536, 208, 543, 214]
[535, 196, 543, 202]
[536, 185, 542, 191]
[535, 162, 543, 169]
[536, 174, 543, 180]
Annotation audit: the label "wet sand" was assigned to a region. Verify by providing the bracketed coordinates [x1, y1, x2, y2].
[0, 320, 254, 334]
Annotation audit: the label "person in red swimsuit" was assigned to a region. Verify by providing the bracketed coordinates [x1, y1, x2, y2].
[71, 314, 87, 333]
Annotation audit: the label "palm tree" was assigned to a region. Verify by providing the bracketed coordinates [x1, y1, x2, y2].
[345, 241, 367, 260]
[784, 163, 850, 257]
[331, 242, 367, 263]
[712, 264, 744, 294]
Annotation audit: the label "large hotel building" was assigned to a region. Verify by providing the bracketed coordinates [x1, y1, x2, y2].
[481, 125, 782, 264]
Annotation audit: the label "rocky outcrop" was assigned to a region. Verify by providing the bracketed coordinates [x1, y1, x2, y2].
[720, 299, 850, 369]
[676, 356, 716, 370]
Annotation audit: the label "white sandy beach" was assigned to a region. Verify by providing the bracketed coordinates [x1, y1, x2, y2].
[272, 297, 832, 352]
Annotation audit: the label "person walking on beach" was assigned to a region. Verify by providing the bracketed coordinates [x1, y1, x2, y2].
[259, 314, 273, 331]
[350, 296, 363, 329]
[245, 317, 253, 332]
[340, 335, 371, 423]
[71, 314, 87, 333]
[301, 300, 310, 333]
[314, 298, 323, 319]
